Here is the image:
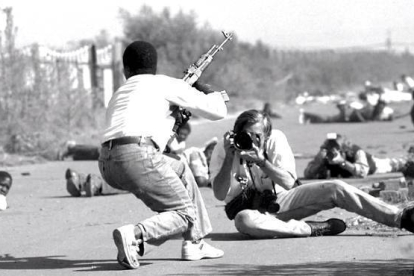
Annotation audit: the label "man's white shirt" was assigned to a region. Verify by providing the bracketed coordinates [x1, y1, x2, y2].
[102, 74, 227, 151]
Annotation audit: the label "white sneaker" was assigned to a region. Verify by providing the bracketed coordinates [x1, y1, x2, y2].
[112, 224, 140, 269]
[181, 239, 224, 261]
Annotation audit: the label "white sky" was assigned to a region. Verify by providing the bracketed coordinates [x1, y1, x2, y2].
[2, 0, 414, 49]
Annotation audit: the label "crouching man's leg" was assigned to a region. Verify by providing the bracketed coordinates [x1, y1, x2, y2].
[99, 145, 222, 269]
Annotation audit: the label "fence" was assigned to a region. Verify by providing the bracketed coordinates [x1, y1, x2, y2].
[23, 41, 124, 108]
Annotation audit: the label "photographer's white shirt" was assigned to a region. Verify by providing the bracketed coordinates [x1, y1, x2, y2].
[210, 129, 297, 203]
[102, 74, 227, 151]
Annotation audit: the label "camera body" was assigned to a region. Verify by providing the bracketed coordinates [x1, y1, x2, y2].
[326, 149, 338, 160]
[230, 131, 253, 150]
[258, 190, 280, 213]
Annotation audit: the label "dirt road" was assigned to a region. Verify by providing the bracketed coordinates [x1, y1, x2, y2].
[1, 102, 414, 275]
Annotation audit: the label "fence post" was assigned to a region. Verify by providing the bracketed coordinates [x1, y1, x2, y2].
[112, 40, 124, 93]
[89, 44, 101, 109]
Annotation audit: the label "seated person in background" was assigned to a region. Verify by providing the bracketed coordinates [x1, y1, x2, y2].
[0, 171, 12, 211]
[184, 137, 218, 187]
[164, 123, 191, 159]
[262, 102, 282, 119]
[211, 109, 414, 239]
[59, 141, 100, 161]
[304, 133, 406, 179]
[65, 168, 127, 197]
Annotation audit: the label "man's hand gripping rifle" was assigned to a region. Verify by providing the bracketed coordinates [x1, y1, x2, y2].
[172, 31, 233, 133]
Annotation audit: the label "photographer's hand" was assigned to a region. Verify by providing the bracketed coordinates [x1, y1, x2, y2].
[239, 143, 265, 166]
[223, 131, 236, 156]
[212, 131, 236, 201]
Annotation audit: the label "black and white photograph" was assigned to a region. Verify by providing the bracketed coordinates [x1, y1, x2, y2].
[1, 0, 414, 275]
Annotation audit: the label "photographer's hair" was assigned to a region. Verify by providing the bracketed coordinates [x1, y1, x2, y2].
[123, 41, 157, 78]
[0, 171, 12, 189]
[233, 109, 272, 138]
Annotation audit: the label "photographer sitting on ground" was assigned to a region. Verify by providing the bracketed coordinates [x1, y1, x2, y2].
[210, 109, 414, 238]
[304, 133, 406, 179]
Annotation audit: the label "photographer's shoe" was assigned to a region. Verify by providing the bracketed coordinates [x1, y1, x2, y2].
[182, 240, 224, 261]
[306, 218, 346, 237]
[112, 225, 140, 269]
[401, 205, 414, 233]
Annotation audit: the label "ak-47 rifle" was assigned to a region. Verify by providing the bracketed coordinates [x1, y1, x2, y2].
[171, 31, 233, 133]
[183, 31, 233, 85]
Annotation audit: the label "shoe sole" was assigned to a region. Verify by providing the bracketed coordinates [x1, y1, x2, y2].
[182, 254, 223, 261]
[112, 229, 139, 269]
[182, 248, 224, 261]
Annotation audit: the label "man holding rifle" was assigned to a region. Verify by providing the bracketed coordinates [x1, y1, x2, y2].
[99, 38, 230, 269]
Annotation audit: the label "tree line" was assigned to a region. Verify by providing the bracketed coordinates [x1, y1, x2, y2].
[121, 6, 414, 104]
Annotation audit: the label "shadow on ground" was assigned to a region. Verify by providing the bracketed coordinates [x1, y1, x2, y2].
[171, 259, 414, 276]
[0, 254, 154, 272]
[207, 232, 251, 241]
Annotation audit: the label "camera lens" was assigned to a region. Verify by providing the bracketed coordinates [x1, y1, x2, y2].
[267, 202, 280, 213]
[326, 151, 335, 160]
[233, 132, 253, 150]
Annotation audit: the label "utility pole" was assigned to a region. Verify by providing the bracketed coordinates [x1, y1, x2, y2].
[386, 29, 392, 52]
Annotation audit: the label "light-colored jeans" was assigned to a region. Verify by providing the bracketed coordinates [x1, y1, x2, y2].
[99, 143, 212, 255]
[234, 179, 403, 238]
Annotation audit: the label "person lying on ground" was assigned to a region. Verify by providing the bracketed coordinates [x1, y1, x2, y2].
[58, 141, 100, 161]
[65, 168, 127, 197]
[304, 133, 407, 179]
[210, 109, 414, 239]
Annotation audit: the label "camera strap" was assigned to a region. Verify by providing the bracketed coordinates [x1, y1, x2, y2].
[236, 158, 256, 191]
[245, 156, 277, 199]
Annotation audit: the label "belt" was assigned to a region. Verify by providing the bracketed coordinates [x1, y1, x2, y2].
[102, 136, 155, 149]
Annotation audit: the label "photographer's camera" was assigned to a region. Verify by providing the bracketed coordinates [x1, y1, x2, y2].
[232, 131, 253, 150]
[258, 190, 280, 213]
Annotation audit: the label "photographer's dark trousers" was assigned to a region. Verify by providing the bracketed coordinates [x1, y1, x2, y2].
[99, 139, 212, 255]
[234, 180, 403, 238]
